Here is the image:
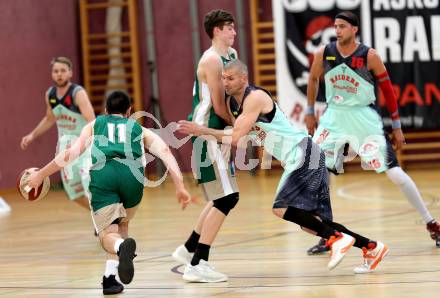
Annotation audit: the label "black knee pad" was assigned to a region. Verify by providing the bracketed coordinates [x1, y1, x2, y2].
[213, 192, 239, 216]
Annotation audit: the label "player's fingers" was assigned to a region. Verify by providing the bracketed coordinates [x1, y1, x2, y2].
[177, 126, 191, 135]
[181, 199, 189, 210]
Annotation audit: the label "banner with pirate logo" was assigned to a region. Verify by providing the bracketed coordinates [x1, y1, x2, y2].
[273, 0, 440, 129]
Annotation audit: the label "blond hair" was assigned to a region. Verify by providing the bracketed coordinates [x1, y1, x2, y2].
[50, 56, 73, 70]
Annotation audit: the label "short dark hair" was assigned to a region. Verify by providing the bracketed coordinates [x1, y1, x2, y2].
[204, 9, 235, 39]
[335, 11, 359, 27]
[105, 91, 131, 114]
[50, 56, 73, 70]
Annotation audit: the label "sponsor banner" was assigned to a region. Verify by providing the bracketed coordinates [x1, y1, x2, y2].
[273, 0, 440, 129]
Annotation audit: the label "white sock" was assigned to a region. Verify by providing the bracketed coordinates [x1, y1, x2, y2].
[104, 260, 119, 277]
[114, 239, 124, 254]
[386, 167, 434, 223]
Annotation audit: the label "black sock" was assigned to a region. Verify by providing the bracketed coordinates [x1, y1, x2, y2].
[324, 220, 373, 249]
[282, 206, 337, 239]
[191, 243, 211, 266]
[184, 230, 200, 253]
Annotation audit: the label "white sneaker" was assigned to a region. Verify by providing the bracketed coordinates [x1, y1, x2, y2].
[327, 232, 355, 270]
[354, 241, 389, 274]
[182, 260, 228, 283]
[172, 245, 193, 265]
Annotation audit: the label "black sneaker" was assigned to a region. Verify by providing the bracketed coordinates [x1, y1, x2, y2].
[117, 238, 137, 284]
[307, 238, 330, 255]
[102, 275, 124, 295]
[426, 220, 440, 247]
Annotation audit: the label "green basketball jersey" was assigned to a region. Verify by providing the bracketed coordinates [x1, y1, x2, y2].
[188, 47, 237, 129]
[323, 42, 376, 107]
[91, 115, 144, 169]
[229, 86, 308, 170]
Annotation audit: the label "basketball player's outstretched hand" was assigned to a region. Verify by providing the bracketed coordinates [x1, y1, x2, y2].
[26, 170, 43, 196]
[176, 187, 192, 210]
[20, 134, 34, 150]
[304, 114, 317, 136]
[177, 120, 204, 137]
[392, 128, 406, 151]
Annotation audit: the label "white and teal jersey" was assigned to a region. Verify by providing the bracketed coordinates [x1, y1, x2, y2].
[47, 83, 90, 200]
[323, 42, 376, 107]
[47, 83, 88, 143]
[229, 85, 308, 171]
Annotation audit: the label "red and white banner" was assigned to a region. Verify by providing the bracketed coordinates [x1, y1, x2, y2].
[273, 0, 440, 129]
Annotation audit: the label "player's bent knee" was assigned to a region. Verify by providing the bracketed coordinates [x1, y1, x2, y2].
[272, 208, 285, 218]
[105, 223, 119, 234]
[99, 223, 119, 240]
[213, 192, 239, 216]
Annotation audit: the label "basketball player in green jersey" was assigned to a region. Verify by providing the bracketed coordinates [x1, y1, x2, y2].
[179, 59, 389, 274]
[305, 11, 440, 254]
[21, 57, 94, 210]
[171, 9, 240, 283]
[26, 91, 192, 294]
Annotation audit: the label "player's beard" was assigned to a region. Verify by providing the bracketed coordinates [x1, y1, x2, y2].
[226, 85, 243, 97]
[225, 88, 237, 96]
[338, 35, 355, 47]
[55, 80, 69, 88]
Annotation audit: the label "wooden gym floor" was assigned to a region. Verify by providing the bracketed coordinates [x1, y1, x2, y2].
[1, 169, 440, 297]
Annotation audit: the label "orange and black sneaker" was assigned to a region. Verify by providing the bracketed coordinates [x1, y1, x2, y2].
[426, 220, 440, 247]
[327, 232, 355, 270]
[353, 241, 389, 274]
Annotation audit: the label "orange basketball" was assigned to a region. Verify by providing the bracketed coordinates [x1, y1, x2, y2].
[17, 168, 50, 202]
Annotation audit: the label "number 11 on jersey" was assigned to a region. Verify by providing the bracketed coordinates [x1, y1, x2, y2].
[108, 123, 126, 143]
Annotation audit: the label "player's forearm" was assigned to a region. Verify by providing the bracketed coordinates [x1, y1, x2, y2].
[167, 164, 185, 191]
[195, 127, 247, 149]
[155, 147, 185, 189]
[39, 148, 76, 178]
[306, 77, 319, 108]
[376, 71, 401, 129]
[31, 116, 56, 139]
[38, 159, 62, 179]
[197, 127, 233, 144]
[40, 136, 86, 178]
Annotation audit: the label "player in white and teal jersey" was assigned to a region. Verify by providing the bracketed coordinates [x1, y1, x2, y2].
[305, 12, 440, 253]
[26, 91, 192, 294]
[21, 57, 95, 209]
[172, 10, 240, 283]
[179, 59, 389, 274]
